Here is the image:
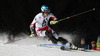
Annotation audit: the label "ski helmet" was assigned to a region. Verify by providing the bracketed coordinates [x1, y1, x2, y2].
[41, 5, 50, 13]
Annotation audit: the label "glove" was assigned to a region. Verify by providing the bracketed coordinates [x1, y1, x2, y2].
[30, 33, 36, 37]
[50, 20, 58, 25]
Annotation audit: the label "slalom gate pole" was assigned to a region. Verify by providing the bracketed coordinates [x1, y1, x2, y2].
[58, 8, 95, 22]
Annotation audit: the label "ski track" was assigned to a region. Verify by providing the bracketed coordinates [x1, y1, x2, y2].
[0, 37, 100, 56]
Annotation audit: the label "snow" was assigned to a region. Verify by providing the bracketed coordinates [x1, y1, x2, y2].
[0, 33, 9, 43]
[0, 34, 100, 56]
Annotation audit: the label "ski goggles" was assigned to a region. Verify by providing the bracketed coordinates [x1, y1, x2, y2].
[43, 10, 50, 13]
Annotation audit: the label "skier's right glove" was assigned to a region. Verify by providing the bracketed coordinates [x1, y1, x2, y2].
[50, 20, 58, 25]
[30, 33, 36, 37]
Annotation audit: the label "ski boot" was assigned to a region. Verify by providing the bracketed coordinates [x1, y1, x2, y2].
[70, 43, 78, 50]
[57, 37, 70, 50]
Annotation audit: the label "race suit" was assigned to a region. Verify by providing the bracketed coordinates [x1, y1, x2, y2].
[30, 13, 59, 39]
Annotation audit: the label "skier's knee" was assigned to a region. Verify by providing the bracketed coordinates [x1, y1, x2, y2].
[45, 31, 58, 44]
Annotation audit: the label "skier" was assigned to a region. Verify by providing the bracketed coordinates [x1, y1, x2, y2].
[30, 5, 68, 45]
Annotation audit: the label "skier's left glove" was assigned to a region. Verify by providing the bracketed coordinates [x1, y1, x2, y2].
[50, 20, 58, 25]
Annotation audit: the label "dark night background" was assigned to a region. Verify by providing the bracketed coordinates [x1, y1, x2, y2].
[0, 0, 100, 43]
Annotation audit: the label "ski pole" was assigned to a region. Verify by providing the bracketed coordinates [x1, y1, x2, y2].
[58, 8, 95, 22]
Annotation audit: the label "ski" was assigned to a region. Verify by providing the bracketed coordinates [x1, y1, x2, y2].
[38, 44, 70, 48]
[37, 44, 91, 52]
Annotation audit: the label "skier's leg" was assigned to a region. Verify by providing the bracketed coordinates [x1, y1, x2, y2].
[51, 30, 68, 44]
[58, 37, 68, 45]
[45, 31, 58, 44]
[36, 30, 58, 44]
[51, 30, 59, 39]
[36, 31, 46, 37]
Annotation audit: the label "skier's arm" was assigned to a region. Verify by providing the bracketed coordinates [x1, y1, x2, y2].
[49, 14, 58, 25]
[30, 18, 36, 34]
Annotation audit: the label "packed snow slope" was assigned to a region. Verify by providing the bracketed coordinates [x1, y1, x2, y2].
[0, 33, 100, 56]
